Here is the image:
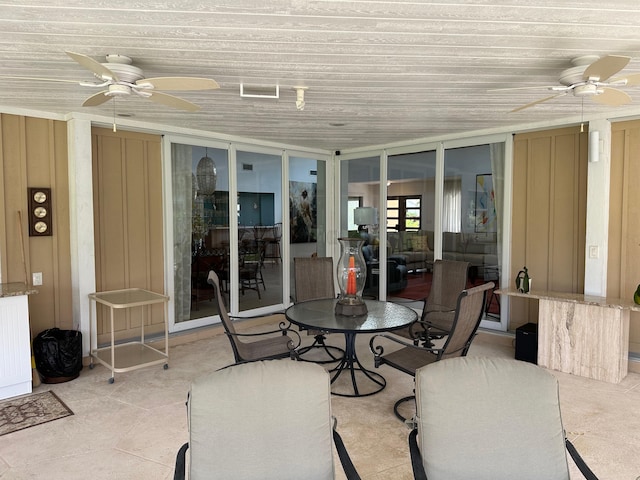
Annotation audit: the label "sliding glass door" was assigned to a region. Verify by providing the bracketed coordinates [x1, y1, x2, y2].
[171, 142, 229, 326]
[442, 143, 504, 325]
[234, 149, 283, 312]
[386, 150, 436, 302]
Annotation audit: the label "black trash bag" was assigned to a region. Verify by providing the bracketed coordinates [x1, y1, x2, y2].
[33, 328, 83, 384]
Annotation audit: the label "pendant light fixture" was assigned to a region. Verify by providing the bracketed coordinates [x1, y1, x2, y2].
[196, 147, 217, 197]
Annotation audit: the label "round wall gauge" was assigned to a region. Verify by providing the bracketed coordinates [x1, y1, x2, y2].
[33, 191, 47, 203]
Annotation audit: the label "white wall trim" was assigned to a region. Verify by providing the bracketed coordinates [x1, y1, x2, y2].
[66, 118, 96, 354]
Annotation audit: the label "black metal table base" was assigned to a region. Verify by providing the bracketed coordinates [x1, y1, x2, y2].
[329, 332, 386, 397]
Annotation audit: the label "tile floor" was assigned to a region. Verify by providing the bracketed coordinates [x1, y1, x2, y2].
[0, 323, 639, 479]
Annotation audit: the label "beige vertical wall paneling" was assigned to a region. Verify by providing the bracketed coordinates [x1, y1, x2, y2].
[511, 127, 587, 330]
[92, 128, 164, 345]
[0, 114, 72, 335]
[609, 120, 640, 355]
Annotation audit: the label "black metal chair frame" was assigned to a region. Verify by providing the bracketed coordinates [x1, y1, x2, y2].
[370, 282, 493, 422]
[207, 270, 301, 365]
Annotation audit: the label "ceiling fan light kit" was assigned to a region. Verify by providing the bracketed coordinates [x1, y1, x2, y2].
[105, 84, 132, 97]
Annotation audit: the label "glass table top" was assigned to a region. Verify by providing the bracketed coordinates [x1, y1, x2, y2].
[285, 298, 417, 333]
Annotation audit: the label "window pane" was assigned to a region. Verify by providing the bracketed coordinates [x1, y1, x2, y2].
[290, 156, 329, 301]
[172, 144, 229, 323]
[236, 150, 282, 312]
[340, 156, 381, 298]
[443, 143, 503, 323]
[387, 150, 435, 302]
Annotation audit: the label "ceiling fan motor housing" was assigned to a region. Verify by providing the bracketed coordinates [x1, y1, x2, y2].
[101, 62, 145, 84]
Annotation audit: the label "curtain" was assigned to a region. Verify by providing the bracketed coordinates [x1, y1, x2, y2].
[490, 142, 505, 281]
[172, 143, 193, 322]
[443, 178, 462, 233]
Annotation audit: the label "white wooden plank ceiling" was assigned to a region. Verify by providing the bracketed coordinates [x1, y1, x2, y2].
[1, 1, 640, 151]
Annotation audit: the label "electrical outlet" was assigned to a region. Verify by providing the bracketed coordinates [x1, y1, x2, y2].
[32, 272, 42, 286]
[589, 245, 599, 259]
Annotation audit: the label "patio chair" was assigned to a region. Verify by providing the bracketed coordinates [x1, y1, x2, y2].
[409, 356, 599, 480]
[369, 281, 493, 421]
[174, 359, 361, 480]
[207, 270, 300, 364]
[293, 256, 345, 363]
[394, 259, 470, 345]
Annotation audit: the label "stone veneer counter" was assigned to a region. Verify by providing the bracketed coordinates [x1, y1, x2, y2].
[497, 288, 637, 383]
[0, 283, 38, 399]
[0, 282, 39, 297]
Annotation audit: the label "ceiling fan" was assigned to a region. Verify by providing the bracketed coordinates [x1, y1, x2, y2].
[2, 51, 219, 112]
[494, 55, 640, 113]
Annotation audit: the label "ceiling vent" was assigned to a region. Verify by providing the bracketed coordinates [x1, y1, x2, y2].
[240, 84, 279, 99]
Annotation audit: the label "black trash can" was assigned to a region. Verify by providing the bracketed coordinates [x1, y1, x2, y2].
[33, 328, 83, 384]
[515, 322, 538, 364]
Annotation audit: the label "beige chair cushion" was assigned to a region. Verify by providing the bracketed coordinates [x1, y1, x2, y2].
[189, 359, 335, 480]
[415, 357, 570, 480]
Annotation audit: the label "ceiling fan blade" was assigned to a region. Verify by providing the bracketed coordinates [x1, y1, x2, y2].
[583, 55, 630, 82]
[66, 51, 118, 82]
[592, 87, 632, 106]
[510, 93, 566, 113]
[610, 73, 640, 86]
[137, 77, 219, 91]
[148, 91, 201, 111]
[0, 75, 81, 84]
[82, 91, 111, 107]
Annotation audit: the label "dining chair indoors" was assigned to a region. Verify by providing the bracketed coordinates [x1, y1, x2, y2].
[263, 222, 283, 263]
[293, 256, 345, 364]
[207, 270, 300, 365]
[174, 359, 361, 480]
[369, 281, 493, 422]
[409, 356, 599, 480]
[239, 242, 266, 298]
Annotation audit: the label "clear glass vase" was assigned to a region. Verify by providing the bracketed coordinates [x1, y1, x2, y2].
[335, 237, 368, 316]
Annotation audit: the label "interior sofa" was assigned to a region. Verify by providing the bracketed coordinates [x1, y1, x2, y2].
[388, 231, 434, 272]
[388, 230, 498, 278]
[362, 244, 408, 294]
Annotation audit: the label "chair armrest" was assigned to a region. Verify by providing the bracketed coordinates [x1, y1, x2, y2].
[173, 442, 189, 480]
[409, 429, 427, 480]
[565, 438, 600, 480]
[332, 417, 362, 480]
[225, 322, 302, 349]
[369, 334, 442, 367]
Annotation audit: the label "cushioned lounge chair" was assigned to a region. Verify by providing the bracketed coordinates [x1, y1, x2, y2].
[409, 356, 599, 480]
[174, 359, 361, 480]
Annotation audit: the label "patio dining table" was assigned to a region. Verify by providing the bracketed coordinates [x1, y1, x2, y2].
[285, 298, 417, 397]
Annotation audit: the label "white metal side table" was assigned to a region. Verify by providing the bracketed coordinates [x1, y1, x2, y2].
[89, 288, 169, 383]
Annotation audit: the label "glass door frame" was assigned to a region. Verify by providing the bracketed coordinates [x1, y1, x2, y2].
[336, 133, 512, 332]
[163, 135, 331, 333]
[163, 135, 232, 333]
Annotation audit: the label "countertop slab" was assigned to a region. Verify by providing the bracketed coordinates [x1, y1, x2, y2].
[496, 288, 640, 312]
[0, 283, 39, 298]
